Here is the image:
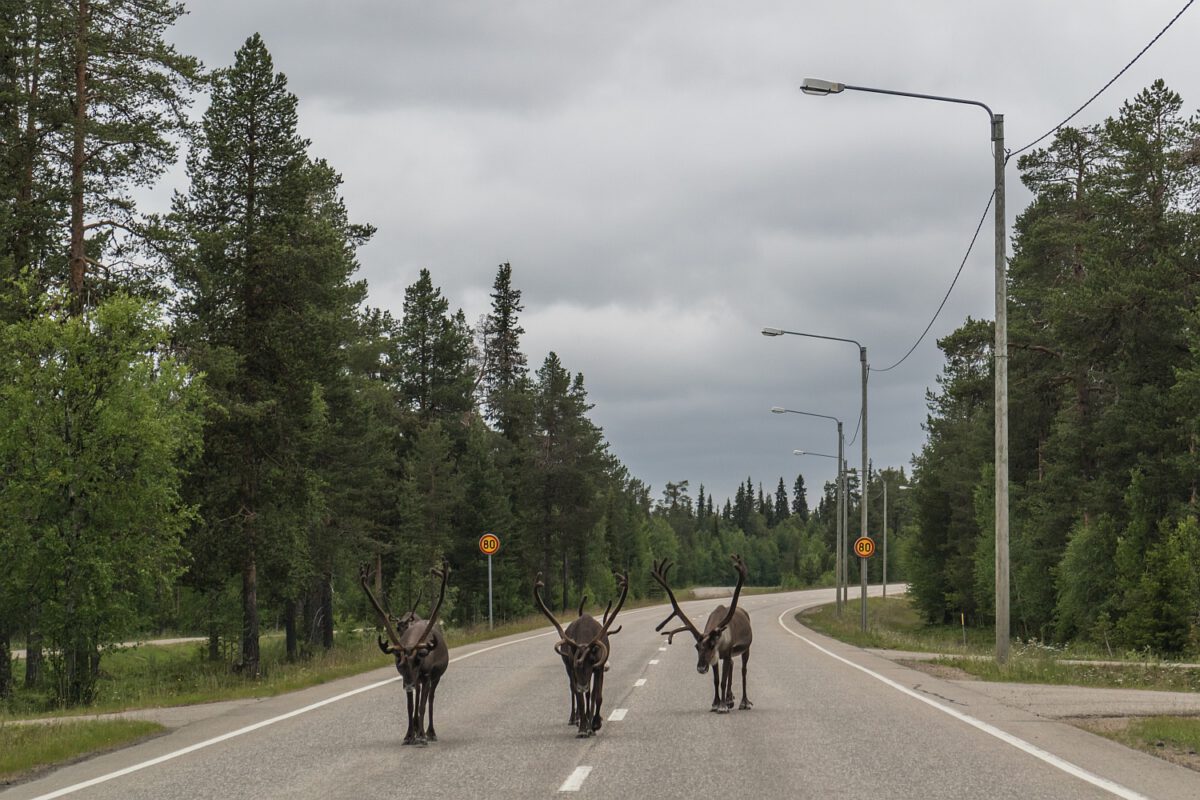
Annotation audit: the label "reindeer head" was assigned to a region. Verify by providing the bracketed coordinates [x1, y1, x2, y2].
[536, 571, 629, 692]
[363, 561, 449, 689]
[652, 554, 748, 674]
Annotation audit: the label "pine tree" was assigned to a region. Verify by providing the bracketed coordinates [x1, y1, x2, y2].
[775, 478, 790, 521]
[56, 0, 200, 312]
[396, 268, 474, 425]
[481, 262, 529, 436]
[171, 35, 369, 674]
[792, 474, 809, 521]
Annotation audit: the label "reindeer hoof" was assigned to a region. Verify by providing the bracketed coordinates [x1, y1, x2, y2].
[575, 730, 590, 739]
[402, 737, 415, 746]
[716, 705, 731, 715]
[740, 700, 753, 710]
[426, 732, 438, 742]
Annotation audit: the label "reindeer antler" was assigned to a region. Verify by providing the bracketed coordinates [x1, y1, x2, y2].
[360, 564, 405, 648]
[533, 572, 571, 644]
[599, 572, 629, 639]
[650, 559, 700, 643]
[712, 553, 748, 633]
[414, 559, 450, 649]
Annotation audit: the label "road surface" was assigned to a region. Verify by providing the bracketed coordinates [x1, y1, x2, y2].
[5, 586, 1198, 799]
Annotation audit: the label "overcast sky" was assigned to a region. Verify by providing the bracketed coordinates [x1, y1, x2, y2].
[157, 1, 1199, 510]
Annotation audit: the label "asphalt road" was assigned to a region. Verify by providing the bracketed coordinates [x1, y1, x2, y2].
[6, 586, 1200, 800]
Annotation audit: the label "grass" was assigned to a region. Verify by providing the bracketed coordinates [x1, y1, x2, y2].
[798, 595, 993, 654]
[0, 719, 164, 783]
[798, 595, 1200, 692]
[932, 656, 1200, 692]
[0, 587, 720, 722]
[1081, 716, 1200, 769]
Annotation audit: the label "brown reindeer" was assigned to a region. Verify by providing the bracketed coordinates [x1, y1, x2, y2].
[534, 571, 628, 737]
[651, 553, 753, 712]
[361, 561, 450, 745]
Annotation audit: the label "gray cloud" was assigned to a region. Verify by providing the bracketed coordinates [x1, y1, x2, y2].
[160, 0, 1200, 505]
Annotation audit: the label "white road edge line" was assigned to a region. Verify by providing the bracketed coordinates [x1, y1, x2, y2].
[648, 659, 659, 664]
[559, 765, 593, 792]
[776, 606, 1149, 800]
[634, 678, 647, 687]
[28, 606, 669, 800]
[608, 708, 628, 721]
[24, 628, 561, 800]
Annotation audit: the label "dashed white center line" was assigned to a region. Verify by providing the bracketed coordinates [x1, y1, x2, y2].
[634, 678, 647, 687]
[608, 708, 628, 721]
[559, 766, 593, 792]
[658, 646, 667, 651]
[649, 659, 659, 664]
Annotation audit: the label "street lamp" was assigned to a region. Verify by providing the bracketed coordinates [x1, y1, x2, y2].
[799, 77, 1009, 663]
[773, 407, 846, 613]
[763, 327, 869, 631]
[868, 478, 909, 599]
[792, 449, 848, 613]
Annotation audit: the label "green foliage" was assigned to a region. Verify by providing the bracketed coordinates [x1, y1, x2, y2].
[0, 719, 164, 781]
[910, 81, 1200, 655]
[0, 292, 202, 704]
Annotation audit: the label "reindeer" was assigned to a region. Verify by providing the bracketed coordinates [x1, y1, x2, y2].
[534, 571, 628, 737]
[361, 561, 450, 745]
[651, 553, 753, 713]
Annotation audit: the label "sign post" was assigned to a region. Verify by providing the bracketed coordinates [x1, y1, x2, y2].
[854, 536, 875, 632]
[478, 533, 501, 629]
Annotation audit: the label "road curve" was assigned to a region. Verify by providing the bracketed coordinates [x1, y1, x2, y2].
[4, 586, 1199, 800]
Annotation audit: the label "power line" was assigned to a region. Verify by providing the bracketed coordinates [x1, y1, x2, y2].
[1009, 0, 1195, 161]
[856, 2, 1193, 390]
[873, 189, 995, 373]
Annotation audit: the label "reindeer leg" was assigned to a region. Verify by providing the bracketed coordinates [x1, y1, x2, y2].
[413, 680, 428, 746]
[590, 668, 604, 735]
[710, 662, 720, 714]
[723, 655, 735, 710]
[402, 688, 416, 745]
[739, 649, 753, 709]
[575, 688, 589, 738]
[426, 673, 441, 741]
[564, 660, 578, 725]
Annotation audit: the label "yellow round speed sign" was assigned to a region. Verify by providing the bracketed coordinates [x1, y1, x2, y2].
[854, 536, 876, 558]
[479, 533, 501, 556]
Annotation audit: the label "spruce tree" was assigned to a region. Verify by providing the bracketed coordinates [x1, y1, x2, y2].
[775, 477, 790, 521]
[792, 474, 809, 522]
[172, 34, 369, 675]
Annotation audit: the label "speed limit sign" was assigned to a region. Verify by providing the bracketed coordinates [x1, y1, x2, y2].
[479, 533, 501, 556]
[854, 536, 876, 558]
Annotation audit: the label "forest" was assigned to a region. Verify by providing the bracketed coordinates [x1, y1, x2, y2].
[904, 78, 1200, 658]
[8, 2, 1195, 714]
[1, 3, 888, 708]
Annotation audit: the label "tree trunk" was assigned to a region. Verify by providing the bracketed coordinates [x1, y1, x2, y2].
[23, 626, 43, 689]
[0, 633, 12, 699]
[321, 572, 334, 650]
[68, 0, 89, 315]
[284, 599, 297, 662]
[241, 548, 260, 676]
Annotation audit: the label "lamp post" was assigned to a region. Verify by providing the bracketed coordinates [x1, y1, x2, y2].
[799, 77, 1009, 663]
[763, 327, 869, 631]
[792, 449, 847, 611]
[773, 407, 845, 613]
